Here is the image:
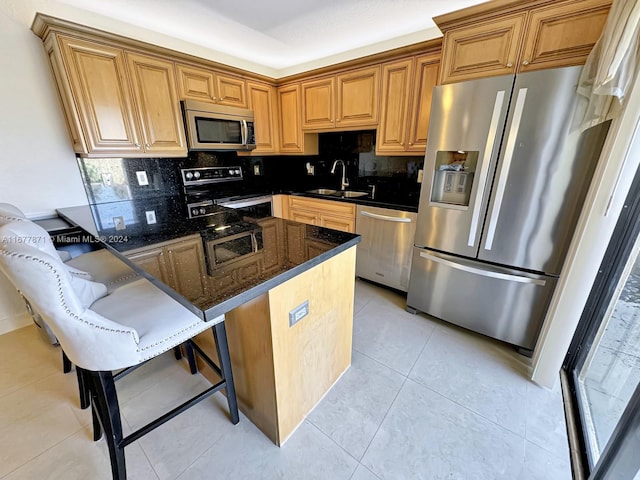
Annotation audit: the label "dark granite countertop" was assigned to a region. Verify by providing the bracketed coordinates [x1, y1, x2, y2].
[57, 197, 360, 322]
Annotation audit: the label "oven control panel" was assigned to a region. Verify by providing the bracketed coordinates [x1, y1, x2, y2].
[186, 200, 219, 219]
[181, 166, 243, 186]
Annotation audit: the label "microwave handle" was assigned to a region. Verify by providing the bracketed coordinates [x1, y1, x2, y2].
[241, 119, 248, 146]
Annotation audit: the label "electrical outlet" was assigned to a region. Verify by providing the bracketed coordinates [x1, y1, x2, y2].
[113, 216, 125, 230]
[253, 164, 261, 175]
[101, 172, 113, 186]
[289, 300, 309, 327]
[417, 169, 424, 183]
[136, 171, 149, 186]
[145, 210, 157, 225]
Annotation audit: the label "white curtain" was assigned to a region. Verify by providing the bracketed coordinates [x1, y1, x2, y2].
[578, 0, 640, 130]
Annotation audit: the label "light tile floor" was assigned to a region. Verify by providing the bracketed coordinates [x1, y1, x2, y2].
[0, 279, 571, 479]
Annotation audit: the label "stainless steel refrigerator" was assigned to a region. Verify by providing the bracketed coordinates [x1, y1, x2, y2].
[406, 66, 610, 354]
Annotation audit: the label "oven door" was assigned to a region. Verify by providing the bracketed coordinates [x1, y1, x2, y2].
[204, 229, 263, 274]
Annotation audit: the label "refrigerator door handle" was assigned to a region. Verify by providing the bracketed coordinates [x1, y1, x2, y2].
[360, 211, 412, 223]
[467, 90, 506, 247]
[484, 88, 528, 251]
[419, 251, 547, 286]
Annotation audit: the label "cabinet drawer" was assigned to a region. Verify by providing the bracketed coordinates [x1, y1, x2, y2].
[288, 197, 355, 218]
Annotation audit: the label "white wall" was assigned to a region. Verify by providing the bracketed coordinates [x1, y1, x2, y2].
[0, 2, 90, 330]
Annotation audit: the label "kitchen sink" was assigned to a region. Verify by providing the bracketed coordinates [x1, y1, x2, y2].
[306, 188, 338, 195]
[305, 188, 369, 198]
[334, 191, 369, 198]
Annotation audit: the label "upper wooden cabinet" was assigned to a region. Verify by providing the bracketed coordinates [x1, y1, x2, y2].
[278, 84, 319, 155]
[301, 66, 380, 131]
[244, 81, 280, 154]
[436, 0, 611, 84]
[176, 64, 247, 107]
[51, 35, 142, 155]
[126, 52, 187, 156]
[44, 33, 186, 157]
[376, 53, 440, 156]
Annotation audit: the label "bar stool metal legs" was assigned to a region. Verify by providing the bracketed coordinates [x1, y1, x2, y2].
[84, 324, 238, 480]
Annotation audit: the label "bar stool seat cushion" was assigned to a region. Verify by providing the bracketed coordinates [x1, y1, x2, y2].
[90, 279, 217, 360]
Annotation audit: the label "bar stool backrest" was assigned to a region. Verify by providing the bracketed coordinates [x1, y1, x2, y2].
[0, 220, 141, 370]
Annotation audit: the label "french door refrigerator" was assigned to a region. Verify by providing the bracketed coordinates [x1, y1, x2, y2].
[407, 65, 610, 353]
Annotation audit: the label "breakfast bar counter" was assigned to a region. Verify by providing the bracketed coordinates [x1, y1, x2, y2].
[57, 200, 360, 445]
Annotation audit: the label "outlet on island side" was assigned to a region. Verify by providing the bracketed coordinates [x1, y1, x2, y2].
[289, 300, 309, 327]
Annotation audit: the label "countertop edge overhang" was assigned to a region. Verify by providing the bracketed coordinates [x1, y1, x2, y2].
[57, 205, 361, 322]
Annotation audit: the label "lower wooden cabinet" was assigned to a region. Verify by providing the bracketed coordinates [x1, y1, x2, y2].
[125, 234, 208, 304]
[284, 196, 356, 233]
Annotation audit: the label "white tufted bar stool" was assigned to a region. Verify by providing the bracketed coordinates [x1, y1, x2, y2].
[0, 220, 239, 480]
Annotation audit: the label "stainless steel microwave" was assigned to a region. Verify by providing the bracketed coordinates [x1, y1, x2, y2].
[182, 100, 256, 151]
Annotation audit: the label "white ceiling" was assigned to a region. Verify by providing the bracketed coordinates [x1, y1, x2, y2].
[53, 0, 488, 77]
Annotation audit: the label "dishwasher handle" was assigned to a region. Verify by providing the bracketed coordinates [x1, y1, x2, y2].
[360, 211, 412, 223]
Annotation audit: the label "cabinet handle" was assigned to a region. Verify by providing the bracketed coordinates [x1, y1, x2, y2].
[336, 118, 340, 122]
[522, 60, 530, 66]
[506, 62, 513, 68]
[135, 143, 140, 148]
[145, 143, 150, 148]
[408, 142, 413, 146]
[213, 96, 218, 101]
[400, 142, 404, 146]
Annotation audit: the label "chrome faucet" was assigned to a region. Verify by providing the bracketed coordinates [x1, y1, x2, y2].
[331, 159, 349, 191]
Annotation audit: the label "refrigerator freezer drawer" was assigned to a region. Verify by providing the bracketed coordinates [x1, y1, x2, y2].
[407, 249, 557, 350]
[356, 206, 417, 292]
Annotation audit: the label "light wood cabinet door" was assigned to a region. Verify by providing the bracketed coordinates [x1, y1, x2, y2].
[320, 215, 355, 233]
[301, 77, 335, 129]
[127, 247, 172, 285]
[406, 54, 440, 153]
[288, 209, 318, 226]
[126, 52, 187, 156]
[440, 13, 526, 84]
[57, 35, 142, 155]
[376, 59, 413, 154]
[336, 66, 380, 128]
[46, 39, 87, 153]
[246, 81, 279, 154]
[165, 236, 208, 303]
[278, 84, 305, 153]
[286, 197, 356, 233]
[519, 0, 611, 72]
[215, 72, 247, 107]
[176, 64, 216, 102]
[177, 64, 247, 107]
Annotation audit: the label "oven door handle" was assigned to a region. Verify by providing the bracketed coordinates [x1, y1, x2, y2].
[218, 195, 273, 209]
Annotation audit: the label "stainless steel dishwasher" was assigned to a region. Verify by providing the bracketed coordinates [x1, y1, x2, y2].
[355, 205, 417, 292]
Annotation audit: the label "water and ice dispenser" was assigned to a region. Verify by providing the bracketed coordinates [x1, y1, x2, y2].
[430, 150, 479, 207]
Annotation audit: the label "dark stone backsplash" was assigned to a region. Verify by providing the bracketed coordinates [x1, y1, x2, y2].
[77, 130, 424, 207]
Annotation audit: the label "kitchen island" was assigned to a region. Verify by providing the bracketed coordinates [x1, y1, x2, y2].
[57, 200, 360, 445]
